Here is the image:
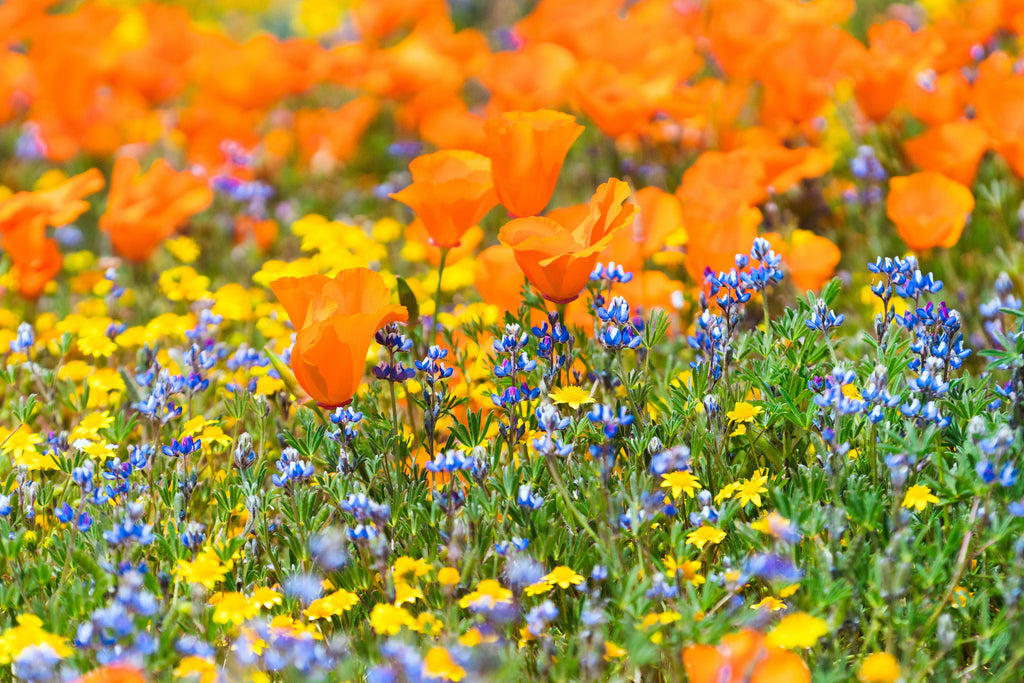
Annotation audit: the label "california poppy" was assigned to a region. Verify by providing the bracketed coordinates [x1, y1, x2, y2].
[234, 215, 278, 252]
[904, 121, 988, 186]
[886, 172, 974, 251]
[784, 229, 841, 292]
[484, 109, 584, 217]
[294, 97, 379, 171]
[390, 150, 497, 248]
[100, 156, 214, 263]
[676, 150, 767, 212]
[682, 629, 810, 683]
[852, 20, 942, 122]
[2, 220, 62, 300]
[0, 168, 104, 234]
[597, 186, 684, 271]
[570, 61, 654, 139]
[474, 244, 527, 313]
[972, 52, 1024, 177]
[498, 178, 636, 304]
[270, 268, 408, 409]
[71, 663, 146, 683]
[477, 43, 578, 113]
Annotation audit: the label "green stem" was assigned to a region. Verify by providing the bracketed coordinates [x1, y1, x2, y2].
[431, 248, 450, 342]
[761, 293, 772, 356]
[544, 454, 601, 546]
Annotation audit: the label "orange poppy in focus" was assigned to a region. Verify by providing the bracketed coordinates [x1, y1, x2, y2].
[904, 121, 989, 186]
[71, 663, 146, 683]
[683, 629, 810, 683]
[886, 172, 974, 251]
[390, 150, 497, 248]
[498, 178, 637, 304]
[100, 157, 214, 263]
[270, 268, 408, 409]
[484, 109, 584, 217]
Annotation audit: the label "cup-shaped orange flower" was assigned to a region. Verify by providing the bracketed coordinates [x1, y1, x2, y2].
[498, 178, 636, 304]
[682, 629, 810, 683]
[0, 168, 104, 234]
[904, 121, 989, 186]
[886, 172, 974, 251]
[390, 150, 497, 248]
[270, 268, 408, 409]
[484, 109, 584, 217]
[100, 157, 214, 263]
[2, 220, 62, 300]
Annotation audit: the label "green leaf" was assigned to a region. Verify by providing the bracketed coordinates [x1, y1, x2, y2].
[396, 276, 420, 328]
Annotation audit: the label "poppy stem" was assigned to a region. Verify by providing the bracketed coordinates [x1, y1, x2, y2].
[431, 248, 450, 343]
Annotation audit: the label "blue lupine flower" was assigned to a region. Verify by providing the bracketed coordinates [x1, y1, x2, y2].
[9, 322, 34, 354]
[591, 262, 633, 285]
[806, 298, 845, 333]
[162, 436, 202, 458]
[516, 483, 544, 510]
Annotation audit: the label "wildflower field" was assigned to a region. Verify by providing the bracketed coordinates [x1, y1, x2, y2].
[2, 0, 1024, 681]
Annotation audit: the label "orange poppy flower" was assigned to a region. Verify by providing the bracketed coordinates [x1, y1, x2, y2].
[684, 205, 762, 282]
[972, 52, 1024, 177]
[613, 270, 684, 312]
[597, 186, 683, 271]
[677, 150, 767, 215]
[294, 97, 379, 170]
[351, 0, 447, 42]
[786, 229, 842, 292]
[390, 150, 497, 248]
[758, 23, 863, 129]
[852, 20, 942, 122]
[415, 99, 488, 153]
[903, 69, 969, 127]
[514, 0, 624, 59]
[0, 168, 104, 234]
[270, 268, 408, 409]
[2, 220, 62, 300]
[477, 43, 578, 113]
[904, 121, 989, 186]
[498, 178, 637, 304]
[71, 663, 146, 683]
[234, 215, 278, 252]
[100, 157, 214, 263]
[886, 172, 974, 251]
[570, 61, 654, 140]
[484, 109, 584, 217]
[683, 629, 810, 683]
[473, 244, 531, 314]
[735, 139, 833, 195]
